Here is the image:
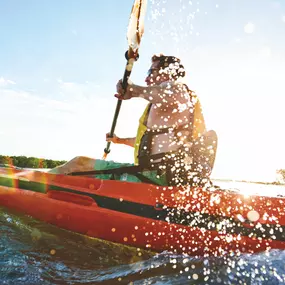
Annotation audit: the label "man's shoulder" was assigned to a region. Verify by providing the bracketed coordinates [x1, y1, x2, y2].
[159, 80, 185, 88]
[159, 81, 191, 94]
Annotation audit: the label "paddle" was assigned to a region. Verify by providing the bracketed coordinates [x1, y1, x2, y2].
[103, 0, 148, 159]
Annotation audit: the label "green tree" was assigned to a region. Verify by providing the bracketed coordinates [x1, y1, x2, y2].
[0, 155, 66, 169]
[0, 155, 9, 165]
[11, 156, 19, 166]
[57, 160, 66, 167]
[17, 156, 28, 167]
[39, 159, 48, 168]
[26, 157, 39, 168]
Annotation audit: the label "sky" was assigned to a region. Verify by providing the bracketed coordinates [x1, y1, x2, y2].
[1, 0, 285, 182]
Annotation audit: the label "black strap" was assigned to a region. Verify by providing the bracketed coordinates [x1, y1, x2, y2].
[68, 164, 161, 186]
[69, 165, 145, 176]
[146, 123, 191, 136]
[131, 172, 160, 185]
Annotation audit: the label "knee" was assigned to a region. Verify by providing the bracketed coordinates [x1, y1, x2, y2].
[72, 156, 92, 165]
[71, 156, 86, 161]
[68, 156, 81, 164]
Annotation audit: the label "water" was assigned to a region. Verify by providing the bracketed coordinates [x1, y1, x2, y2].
[1, 181, 285, 284]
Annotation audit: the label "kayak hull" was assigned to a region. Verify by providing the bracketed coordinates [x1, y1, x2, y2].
[0, 168, 285, 256]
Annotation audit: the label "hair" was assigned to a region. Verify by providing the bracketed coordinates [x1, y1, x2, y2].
[151, 54, 186, 80]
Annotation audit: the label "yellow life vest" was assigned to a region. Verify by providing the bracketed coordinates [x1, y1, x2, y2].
[133, 95, 206, 165]
[134, 103, 151, 165]
[191, 96, 206, 140]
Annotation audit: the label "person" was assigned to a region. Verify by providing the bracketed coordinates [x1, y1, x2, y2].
[50, 54, 217, 186]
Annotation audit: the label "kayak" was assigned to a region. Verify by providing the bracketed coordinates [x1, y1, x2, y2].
[0, 167, 284, 257]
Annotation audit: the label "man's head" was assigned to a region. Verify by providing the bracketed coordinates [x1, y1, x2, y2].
[145, 54, 186, 86]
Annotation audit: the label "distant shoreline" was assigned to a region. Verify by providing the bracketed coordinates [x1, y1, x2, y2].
[0, 155, 66, 169]
[1, 155, 284, 186]
[213, 178, 285, 186]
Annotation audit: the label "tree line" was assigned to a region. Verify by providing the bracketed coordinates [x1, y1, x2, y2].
[2, 154, 285, 182]
[0, 155, 66, 169]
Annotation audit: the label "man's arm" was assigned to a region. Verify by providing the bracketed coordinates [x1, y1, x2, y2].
[106, 133, 135, 148]
[116, 137, 136, 147]
[131, 83, 189, 106]
[116, 81, 189, 106]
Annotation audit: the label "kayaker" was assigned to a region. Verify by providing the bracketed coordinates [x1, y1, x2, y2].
[50, 54, 217, 186]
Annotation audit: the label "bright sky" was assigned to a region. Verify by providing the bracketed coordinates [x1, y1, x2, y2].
[1, 0, 285, 182]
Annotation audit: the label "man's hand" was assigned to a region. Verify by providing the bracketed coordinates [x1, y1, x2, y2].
[115, 79, 133, 100]
[106, 133, 136, 147]
[106, 133, 120, 144]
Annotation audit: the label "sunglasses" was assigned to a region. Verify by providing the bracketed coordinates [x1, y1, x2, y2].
[147, 68, 160, 77]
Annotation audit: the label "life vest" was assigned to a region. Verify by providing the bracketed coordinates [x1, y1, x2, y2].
[133, 86, 206, 165]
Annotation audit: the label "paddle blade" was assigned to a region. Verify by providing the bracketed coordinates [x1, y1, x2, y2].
[127, 0, 147, 54]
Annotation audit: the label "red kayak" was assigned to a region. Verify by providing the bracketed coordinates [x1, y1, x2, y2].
[0, 167, 284, 257]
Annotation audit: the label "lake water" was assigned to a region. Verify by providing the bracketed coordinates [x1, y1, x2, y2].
[1, 180, 285, 284]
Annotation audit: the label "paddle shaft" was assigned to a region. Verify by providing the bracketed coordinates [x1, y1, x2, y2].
[103, 51, 137, 156]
